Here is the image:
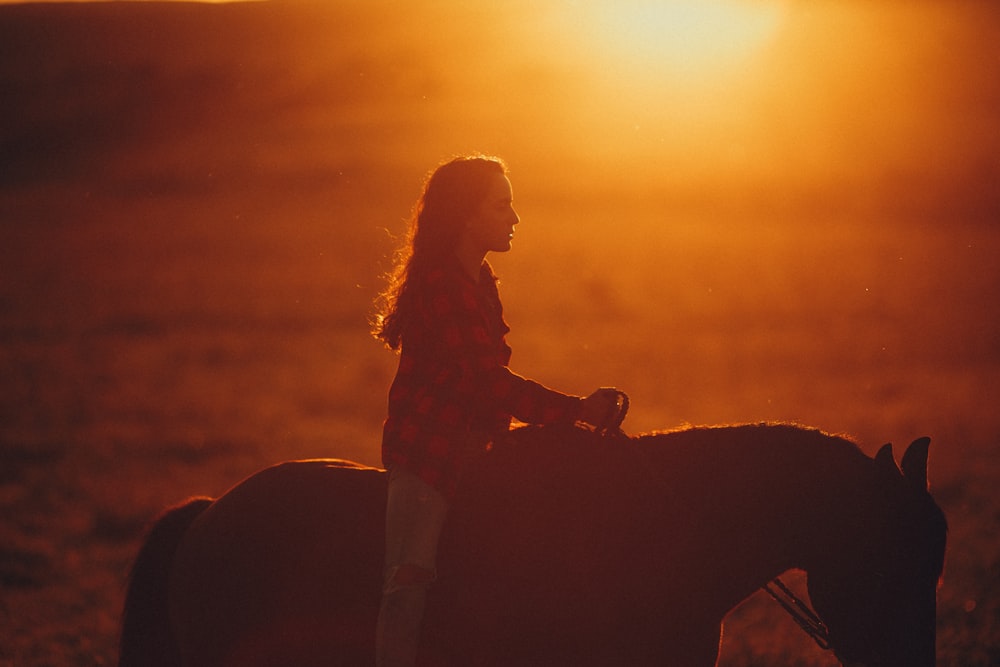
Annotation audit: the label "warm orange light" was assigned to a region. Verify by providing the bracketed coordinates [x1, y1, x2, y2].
[575, 0, 788, 84]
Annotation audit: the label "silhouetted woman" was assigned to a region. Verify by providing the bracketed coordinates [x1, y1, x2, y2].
[371, 155, 621, 666]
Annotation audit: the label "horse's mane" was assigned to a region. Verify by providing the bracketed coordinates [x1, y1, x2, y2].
[482, 422, 872, 513]
[499, 421, 865, 464]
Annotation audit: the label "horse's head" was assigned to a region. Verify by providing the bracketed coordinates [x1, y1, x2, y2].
[806, 437, 947, 667]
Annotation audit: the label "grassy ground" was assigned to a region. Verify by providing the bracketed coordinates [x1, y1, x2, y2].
[0, 181, 996, 666]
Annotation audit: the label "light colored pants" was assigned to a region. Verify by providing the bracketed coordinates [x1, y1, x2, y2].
[375, 466, 449, 667]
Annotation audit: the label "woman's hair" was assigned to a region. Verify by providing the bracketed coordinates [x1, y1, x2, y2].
[372, 154, 507, 349]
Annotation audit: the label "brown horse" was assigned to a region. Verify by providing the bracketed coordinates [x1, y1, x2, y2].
[119, 423, 946, 667]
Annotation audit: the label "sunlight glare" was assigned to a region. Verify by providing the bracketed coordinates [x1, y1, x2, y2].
[586, 0, 787, 80]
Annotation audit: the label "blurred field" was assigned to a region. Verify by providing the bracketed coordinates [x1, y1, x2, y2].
[2, 177, 998, 666]
[1, 1, 998, 666]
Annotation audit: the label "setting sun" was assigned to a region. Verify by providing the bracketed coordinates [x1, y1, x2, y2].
[574, 0, 787, 81]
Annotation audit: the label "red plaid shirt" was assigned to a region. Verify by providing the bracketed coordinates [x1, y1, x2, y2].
[381, 260, 582, 498]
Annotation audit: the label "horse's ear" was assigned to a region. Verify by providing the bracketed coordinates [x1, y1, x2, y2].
[901, 437, 931, 490]
[874, 443, 899, 476]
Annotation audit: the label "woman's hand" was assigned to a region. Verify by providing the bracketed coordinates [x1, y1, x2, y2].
[579, 387, 628, 431]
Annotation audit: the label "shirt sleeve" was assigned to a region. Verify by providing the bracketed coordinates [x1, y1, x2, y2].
[423, 270, 582, 425]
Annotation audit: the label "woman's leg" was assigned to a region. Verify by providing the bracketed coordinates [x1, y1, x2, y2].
[375, 466, 449, 667]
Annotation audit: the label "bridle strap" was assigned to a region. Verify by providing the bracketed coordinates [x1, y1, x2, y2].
[763, 578, 832, 651]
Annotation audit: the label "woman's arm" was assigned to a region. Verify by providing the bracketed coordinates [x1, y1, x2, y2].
[424, 271, 581, 425]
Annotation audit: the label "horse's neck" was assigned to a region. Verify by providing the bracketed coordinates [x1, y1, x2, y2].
[758, 428, 876, 578]
[641, 426, 874, 584]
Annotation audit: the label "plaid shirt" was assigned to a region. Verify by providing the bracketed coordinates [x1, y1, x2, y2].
[382, 260, 582, 498]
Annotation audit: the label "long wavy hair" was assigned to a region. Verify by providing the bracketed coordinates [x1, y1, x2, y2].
[372, 155, 508, 350]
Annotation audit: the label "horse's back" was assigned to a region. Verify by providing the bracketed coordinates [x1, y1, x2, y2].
[169, 459, 386, 667]
[159, 425, 877, 666]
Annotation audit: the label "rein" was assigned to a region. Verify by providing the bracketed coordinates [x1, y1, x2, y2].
[763, 578, 832, 651]
[598, 392, 833, 654]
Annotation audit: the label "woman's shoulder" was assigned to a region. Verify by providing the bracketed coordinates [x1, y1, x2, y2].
[420, 261, 463, 293]
[414, 258, 502, 309]
[423, 263, 454, 285]
[408, 261, 472, 312]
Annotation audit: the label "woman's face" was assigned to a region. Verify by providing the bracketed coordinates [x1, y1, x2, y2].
[462, 173, 520, 254]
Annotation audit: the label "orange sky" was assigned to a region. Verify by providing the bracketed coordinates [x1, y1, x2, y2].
[454, 1, 998, 217]
[1, 0, 996, 219]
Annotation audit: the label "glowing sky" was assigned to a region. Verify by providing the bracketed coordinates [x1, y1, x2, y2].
[1, 0, 996, 218]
